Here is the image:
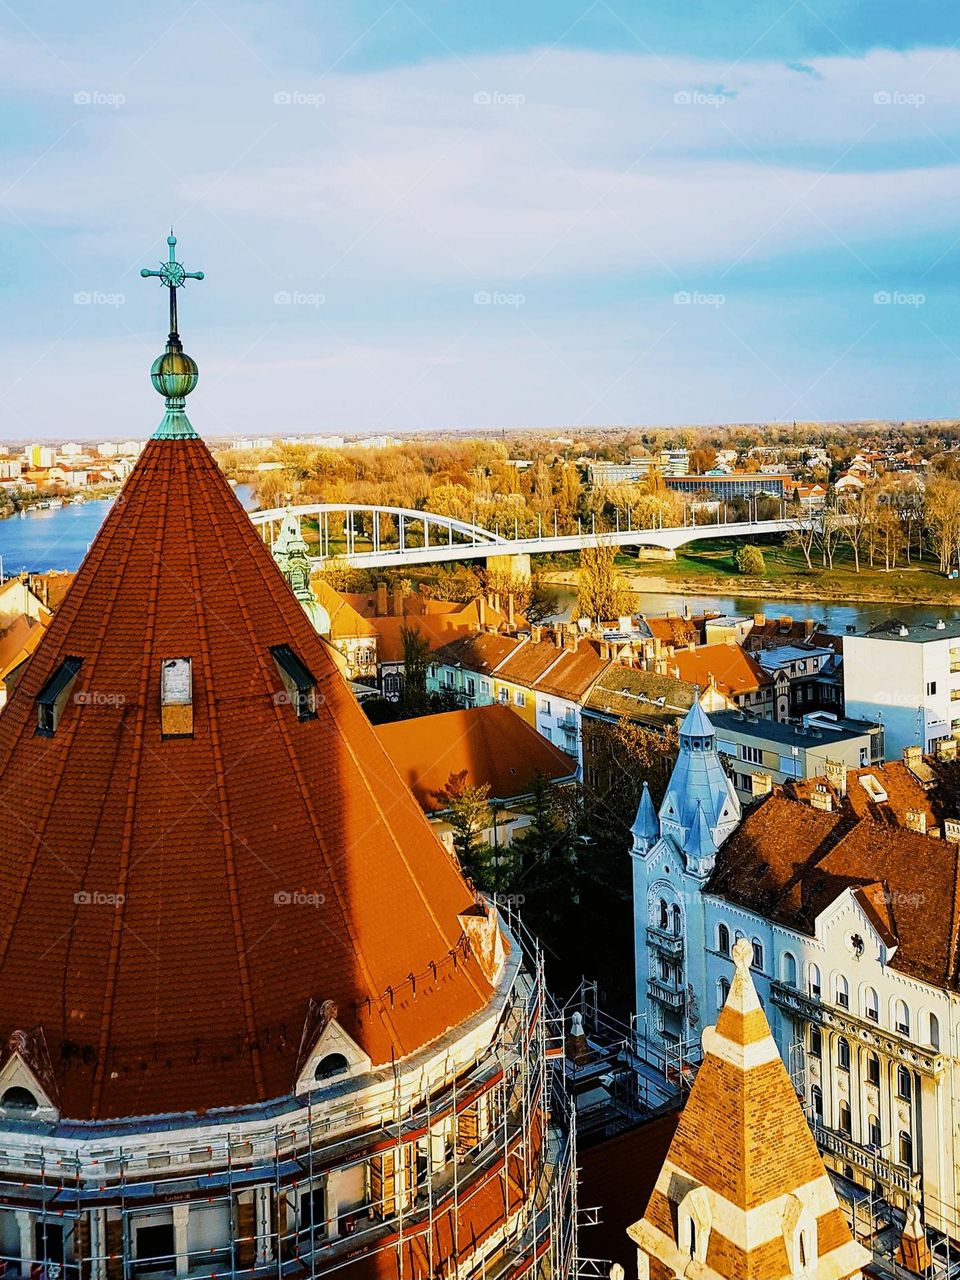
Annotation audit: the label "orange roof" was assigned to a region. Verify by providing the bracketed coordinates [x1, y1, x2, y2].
[628, 941, 868, 1279]
[0, 435, 493, 1120]
[496, 636, 566, 685]
[672, 642, 769, 696]
[369, 611, 495, 665]
[533, 640, 609, 701]
[375, 704, 577, 811]
[309, 577, 378, 641]
[0, 613, 47, 682]
[434, 630, 522, 675]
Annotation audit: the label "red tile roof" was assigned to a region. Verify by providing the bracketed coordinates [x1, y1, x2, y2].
[671, 642, 770, 697]
[0, 437, 493, 1121]
[375, 704, 577, 812]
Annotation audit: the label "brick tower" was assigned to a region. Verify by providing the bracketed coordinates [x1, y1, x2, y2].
[628, 937, 871, 1279]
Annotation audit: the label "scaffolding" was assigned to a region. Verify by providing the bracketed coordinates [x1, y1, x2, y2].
[0, 919, 577, 1280]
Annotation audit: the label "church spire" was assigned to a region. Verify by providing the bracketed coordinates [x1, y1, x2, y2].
[140, 231, 204, 440]
[627, 938, 870, 1279]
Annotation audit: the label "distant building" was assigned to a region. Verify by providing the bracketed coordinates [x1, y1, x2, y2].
[669, 642, 779, 719]
[843, 618, 960, 756]
[665, 472, 790, 500]
[709, 709, 883, 802]
[587, 458, 658, 486]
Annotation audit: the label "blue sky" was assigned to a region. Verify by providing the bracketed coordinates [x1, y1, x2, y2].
[1, 0, 959, 440]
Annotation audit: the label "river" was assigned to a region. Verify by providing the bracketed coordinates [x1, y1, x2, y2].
[0, 484, 257, 577]
[1, 493, 955, 634]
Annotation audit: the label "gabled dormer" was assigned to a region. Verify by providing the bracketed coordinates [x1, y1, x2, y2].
[294, 1000, 372, 1096]
[0, 1028, 58, 1122]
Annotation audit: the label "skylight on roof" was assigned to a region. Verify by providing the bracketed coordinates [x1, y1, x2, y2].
[36, 656, 83, 736]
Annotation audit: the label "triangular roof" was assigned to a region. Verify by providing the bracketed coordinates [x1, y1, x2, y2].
[0, 434, 493, 1121]
[679, 698, 714, 741]
[628, 938, 870, 1278]
[631, 781, 659, 843]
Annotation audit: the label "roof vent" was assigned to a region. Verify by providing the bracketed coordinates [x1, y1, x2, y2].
[937, 619, 946, 630]
[898, 625, 909, 637]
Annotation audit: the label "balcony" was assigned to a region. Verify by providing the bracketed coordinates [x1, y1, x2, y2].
[647, 976, 685, 1011]
[810, 1119, 921, 1199]
[769, 982, 945, 1078]
[646, 926, 683, 958]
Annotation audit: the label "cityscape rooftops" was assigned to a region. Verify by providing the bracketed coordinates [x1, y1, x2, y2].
[860, 617, 960, 643]
[709, 710, 876, 748]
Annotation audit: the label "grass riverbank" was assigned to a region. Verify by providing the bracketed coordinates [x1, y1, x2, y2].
[540, 536, 960, 608]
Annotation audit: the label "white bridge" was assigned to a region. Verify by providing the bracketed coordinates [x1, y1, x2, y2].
[251, 502, 798, 570]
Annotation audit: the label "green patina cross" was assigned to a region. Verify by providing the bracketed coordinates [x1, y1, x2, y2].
[140, 231, 204, 338]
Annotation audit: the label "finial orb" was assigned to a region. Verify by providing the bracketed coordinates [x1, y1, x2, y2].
[732, 936, 753, 973]
[151, 349, 199, 400]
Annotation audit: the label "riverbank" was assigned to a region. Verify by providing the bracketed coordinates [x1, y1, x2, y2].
[543, 567, 959, 607]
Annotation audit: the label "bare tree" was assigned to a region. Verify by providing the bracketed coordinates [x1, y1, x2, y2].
[785, 514, 817, 570]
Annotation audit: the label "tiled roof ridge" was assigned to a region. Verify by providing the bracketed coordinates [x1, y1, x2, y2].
[0, 451, 158, 984]
[209, 448, 489, 1022]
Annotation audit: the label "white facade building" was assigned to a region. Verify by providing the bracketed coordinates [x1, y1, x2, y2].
[633, 709, 960, 1237]
[844, 619, 960, 758]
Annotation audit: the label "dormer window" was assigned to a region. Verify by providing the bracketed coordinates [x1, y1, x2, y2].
[271, 645, 317, 720]
[161, 658, 193, 737]
[1, 1086, 38, 1114]
[314, 1052, 348, 1081]
[36, 656, 83, 736]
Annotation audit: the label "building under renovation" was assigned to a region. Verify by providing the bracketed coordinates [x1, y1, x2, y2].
[0, 237, 576, 1280]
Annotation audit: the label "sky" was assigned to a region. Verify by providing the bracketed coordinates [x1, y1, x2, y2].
[0, 0, 959, 441]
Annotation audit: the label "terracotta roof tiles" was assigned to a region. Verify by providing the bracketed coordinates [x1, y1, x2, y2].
[0, 437, 494, 1120]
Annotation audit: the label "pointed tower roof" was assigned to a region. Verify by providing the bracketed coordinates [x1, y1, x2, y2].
[659, 703, 740, 856]
[679, 697, 714, 742]
[687, 799, 717, 863]
[630, 781, 659, 845]
[0, 246, 494, 1121]
[628, 938, 870, 1279]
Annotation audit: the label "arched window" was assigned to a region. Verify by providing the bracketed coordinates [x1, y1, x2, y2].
[895, 999, 910, 1036]
[781, 951, 798, 988]
[717, 923, 730, 955]
[808, 963, 821, 999]
[671, 904, 682, 936]
[863, 987, 879, 1022]
[929, 1012, 941, 1050]
[899, 1131, 913, 1169]
[314, 1053, 349, 1081]
[897, 1066, 912, 1101]
[868, 1115, 882, 1147]
[658, 899, 669, 930]
[838, 1101, 852, 1135]
[809, 1025, 822, 1059]
[837, 1037, 851, 1071]
[866, 1053, 880, 1087]
[835, 974, 849, 1009]
[811, 1084, 823, 1120]
[717, 977, 730, 1010]
[1, 1087, 37, 1112]
[751, 939, 764, 972]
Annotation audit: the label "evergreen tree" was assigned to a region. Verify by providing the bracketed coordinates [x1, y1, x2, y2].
[435, 770, 495, 889]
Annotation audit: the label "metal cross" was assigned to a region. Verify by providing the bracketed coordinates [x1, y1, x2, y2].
[140, 231, 204, 339]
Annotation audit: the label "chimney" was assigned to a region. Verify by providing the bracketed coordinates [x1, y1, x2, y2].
[599, 641, 610, 660]
[753, 612, 766, 627]
[376, 582, 388, 617]
[944, 818, 960, 844]
[937, 737, 958, 762]
[531, 624, 542, 644]
[564, 623, 577, 652]
[392, 586, 404, 616]
[477, 595, 487, 631]
[493, 592, 502, 614]
[903, 744, 923, 768]
[810, 785, 833, 813]
[751, 771, 773, 799]
[825, 759, 847, 797]
[804, 618, 816, 638]
[507, 593, 515, 627]
[904, 808, 927, 835]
